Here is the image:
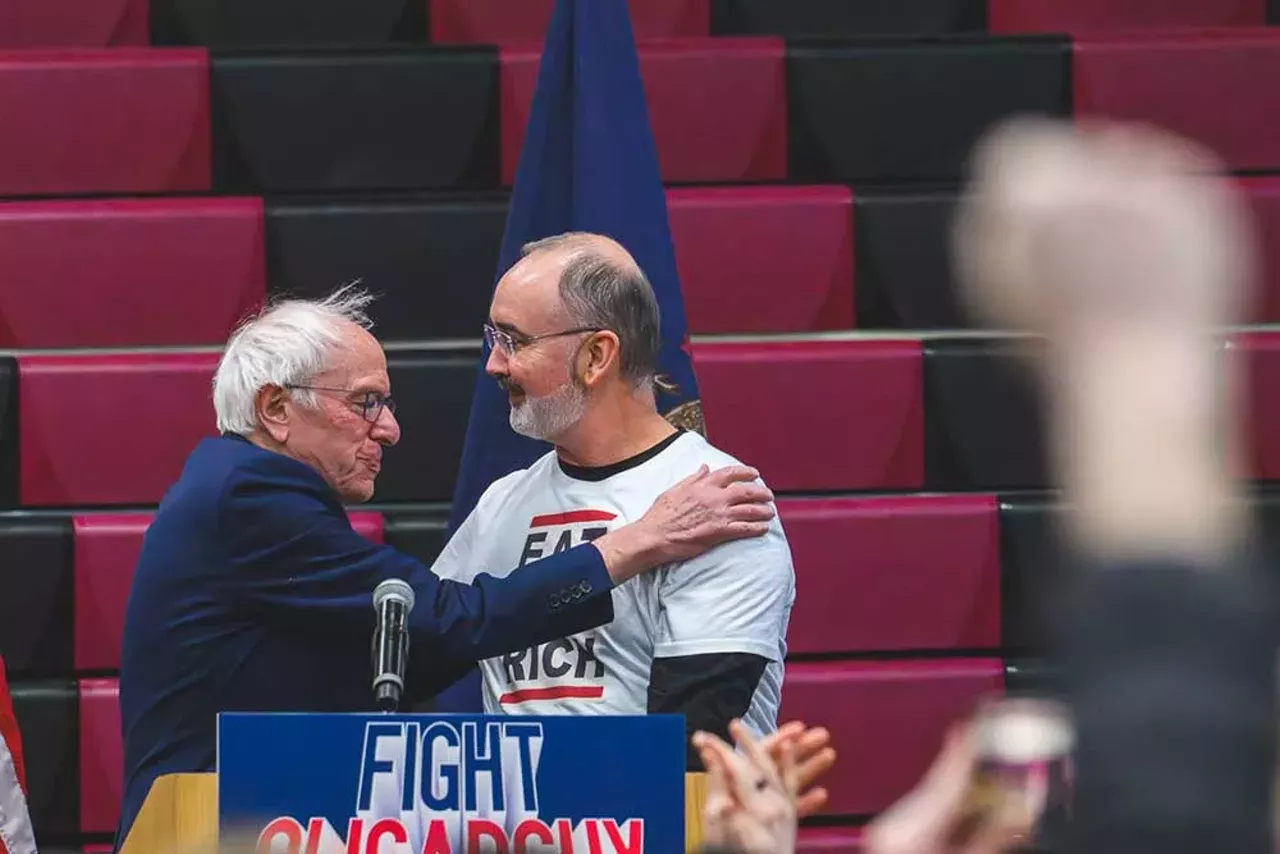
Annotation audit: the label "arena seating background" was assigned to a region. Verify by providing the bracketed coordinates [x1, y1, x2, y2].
[4, 0, 1280, 850]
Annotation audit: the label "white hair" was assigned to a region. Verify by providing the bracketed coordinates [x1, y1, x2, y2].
[213, 284, 376, 436]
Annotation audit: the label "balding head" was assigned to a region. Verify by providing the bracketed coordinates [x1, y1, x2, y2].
[517, 232, 662, 388]
[523, 232, 638, 270]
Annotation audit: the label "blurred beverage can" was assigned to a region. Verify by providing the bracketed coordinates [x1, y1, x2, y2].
[956, 697, 1075, 845]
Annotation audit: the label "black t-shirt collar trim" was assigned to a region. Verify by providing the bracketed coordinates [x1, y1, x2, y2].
[558, 429, 685, 482]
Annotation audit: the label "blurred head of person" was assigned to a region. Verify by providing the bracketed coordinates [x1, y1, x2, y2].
[212, 285, 401, 502]
[484, 232, 665, 453]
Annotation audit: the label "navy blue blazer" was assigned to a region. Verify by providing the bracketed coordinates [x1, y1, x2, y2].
[114, 434, 614, 848]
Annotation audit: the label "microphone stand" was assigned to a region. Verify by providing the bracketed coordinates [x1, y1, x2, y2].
[372, 579, 415, 714]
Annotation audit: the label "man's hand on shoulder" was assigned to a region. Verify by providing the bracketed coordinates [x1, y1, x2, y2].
[592, 464, 775, 585]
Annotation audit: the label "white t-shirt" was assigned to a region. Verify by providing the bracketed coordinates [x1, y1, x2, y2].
[431, 430, 795, 736]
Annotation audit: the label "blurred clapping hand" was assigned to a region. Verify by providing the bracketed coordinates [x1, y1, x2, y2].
[763, 720, 836, 819]
[693, 719, 836, 854]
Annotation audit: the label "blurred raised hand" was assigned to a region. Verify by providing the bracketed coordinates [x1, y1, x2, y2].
[694, 720, 800, 854]
[953, 117, 1256, 563]
[760, 720, 836, 818]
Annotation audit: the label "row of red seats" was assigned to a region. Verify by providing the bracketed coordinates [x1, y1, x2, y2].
[3, 33, 1280, 194]
[0, 188, 853, 348]
[10, 334, 1280, 505]
[67, 495, 999, 672]
[69, 660, 1003, 831]
[11, 181, 1280, 348]
[1, 0, 1267, 47]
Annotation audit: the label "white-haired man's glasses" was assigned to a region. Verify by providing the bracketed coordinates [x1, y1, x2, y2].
[285, 385, 396, 423]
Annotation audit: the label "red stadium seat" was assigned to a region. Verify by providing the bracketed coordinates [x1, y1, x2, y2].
[0, 49, 210, 196]
[430, 0, 708, 44]
[990, 0, 1263, 34]
[1242, 331, 1280, 480]
[0, 0, 147, 48]
[79, 678, 121, 834]
[1074, 30, 1280, 173]
[780, 659, 1003, 816]
[1241, 178, 1280, 323]
[668, 186, 855, 333]
[797, 828, 864, 851]
[500, 38, 786, 184]
[348, 512, 385, 544]
[18, 352, 219, 506]
[0, 198, 265, 349]
[780, 495, 1000, 655]
[73, 511, 385, 671]
[693, 339, 924, 492]
[74, 515, 150, 673]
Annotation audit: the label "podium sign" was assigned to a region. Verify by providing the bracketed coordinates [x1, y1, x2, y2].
[217, 713, 686, 853]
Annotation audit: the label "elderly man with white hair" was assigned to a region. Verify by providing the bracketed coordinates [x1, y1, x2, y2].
[113, 286, 775, 849]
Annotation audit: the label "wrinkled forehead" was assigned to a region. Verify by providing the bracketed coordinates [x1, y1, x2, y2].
[314, 323, 390, 392]
[489, 251, 570, 334]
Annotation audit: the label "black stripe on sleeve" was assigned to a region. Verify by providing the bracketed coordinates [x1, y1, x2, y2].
[647, 652, 769, 771]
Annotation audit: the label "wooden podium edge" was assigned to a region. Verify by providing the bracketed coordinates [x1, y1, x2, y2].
[685, 771, 708, 852]
[121, 771, 708, 852]
[119, 772, 217, 854]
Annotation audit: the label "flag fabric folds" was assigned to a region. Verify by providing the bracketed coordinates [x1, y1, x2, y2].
[0, 657, 36, 854]
[434, 0, 702, 712]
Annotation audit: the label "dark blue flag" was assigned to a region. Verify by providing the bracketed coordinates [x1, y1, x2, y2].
[433, 0, 702, 712]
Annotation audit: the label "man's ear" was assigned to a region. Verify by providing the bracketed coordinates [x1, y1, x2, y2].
[257, 386, 291, 443]
[579, 331, 621, 388]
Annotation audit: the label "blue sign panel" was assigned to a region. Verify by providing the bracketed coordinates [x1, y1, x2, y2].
[217, 713, 686, 853]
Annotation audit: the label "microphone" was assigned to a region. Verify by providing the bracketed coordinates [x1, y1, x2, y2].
[372, 578, 415, 712]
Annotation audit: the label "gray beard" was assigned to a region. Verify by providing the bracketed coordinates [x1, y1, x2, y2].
[509, 380, 588, 441]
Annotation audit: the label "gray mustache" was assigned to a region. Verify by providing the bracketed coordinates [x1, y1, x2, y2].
[496, 375, 524, 397]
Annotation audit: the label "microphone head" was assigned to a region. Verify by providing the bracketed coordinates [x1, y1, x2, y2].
[373, 577, 415, 612]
